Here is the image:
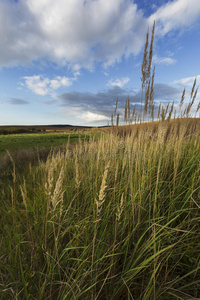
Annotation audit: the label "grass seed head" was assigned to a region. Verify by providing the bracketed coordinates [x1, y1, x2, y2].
[75, 155, 81, 189]
[20, 178, 27, 210]
[116, 193, 124, 222]
[51, 167, 64, 210]
[96, 161, 110, 216]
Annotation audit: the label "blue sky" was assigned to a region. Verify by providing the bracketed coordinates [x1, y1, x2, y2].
[0, 0, 200, 126]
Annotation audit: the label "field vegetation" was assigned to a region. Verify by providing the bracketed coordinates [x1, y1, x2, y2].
[1, 23, 200, 299]
[0, 132, 90, 157]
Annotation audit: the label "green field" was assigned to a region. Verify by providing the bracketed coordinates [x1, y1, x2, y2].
[0, 132, 90, 156]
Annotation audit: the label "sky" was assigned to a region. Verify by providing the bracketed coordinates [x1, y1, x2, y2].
[0, 0, 200, 126]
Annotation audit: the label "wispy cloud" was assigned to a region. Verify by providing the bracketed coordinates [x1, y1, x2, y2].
[149, 0, 200, 36]
[103, 72, 109, 77]
[173, 75, 200, 86]
[23, 75, 75, 95]
[108, 77, 130, 88]
[71, 64, 81, 77]
[9, 98, 29, 105]
[153, 54, 176, 65]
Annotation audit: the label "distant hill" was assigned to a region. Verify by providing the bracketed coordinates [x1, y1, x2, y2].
[0, 124, 109, 135]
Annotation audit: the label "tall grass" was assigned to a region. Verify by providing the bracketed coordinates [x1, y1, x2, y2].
[1, 120, 200, 299]
[110, 21, 199, 127]
[1, 23, 200, 299]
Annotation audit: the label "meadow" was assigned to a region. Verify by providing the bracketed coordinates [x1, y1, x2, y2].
[1, 119, 200, 299]
[0, 132, 91, 157]
[1, 23, 200, 299]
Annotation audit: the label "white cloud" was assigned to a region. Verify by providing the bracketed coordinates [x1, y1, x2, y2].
[77, 111, 110, 122]
[173, 75, 200, 86]
[71, 64, 81, 77]
[108, 77, 130, 88]
[0, 0, 147, 68]
[153, 54, 176, 65]
[0, 0, 200, 69]
[149, 0, 200, 36]
[23, 75, 74, 95]
[103, 72, 109, 77]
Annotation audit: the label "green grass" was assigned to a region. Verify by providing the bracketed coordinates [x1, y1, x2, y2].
[0, 132, 90, 156]
[1, 121, 200, 299]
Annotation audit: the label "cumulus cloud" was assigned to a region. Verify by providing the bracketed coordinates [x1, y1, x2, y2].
[108, 77, 130, 88]
[23, 75, 75, 95]
[0, 0, 199, 71]
[78, 111, 110, 122]
[9, 98, 29, 105]
[0, 0, 148, 69]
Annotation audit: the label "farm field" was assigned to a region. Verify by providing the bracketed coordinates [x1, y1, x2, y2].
[0, 132, 92, 157]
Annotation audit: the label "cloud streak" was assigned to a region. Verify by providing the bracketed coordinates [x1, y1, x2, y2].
[150, 0, 200, 36]
[9, 98, 29, 105]
[172, 75, 200, 86]
[153, 54, 176, 65]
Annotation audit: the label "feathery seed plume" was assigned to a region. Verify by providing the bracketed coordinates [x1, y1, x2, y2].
[96, 162, 110, 216]
[191, 77, 197, 99]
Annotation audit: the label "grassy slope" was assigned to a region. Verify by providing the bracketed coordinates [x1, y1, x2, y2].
[1, 119, 200, 299]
